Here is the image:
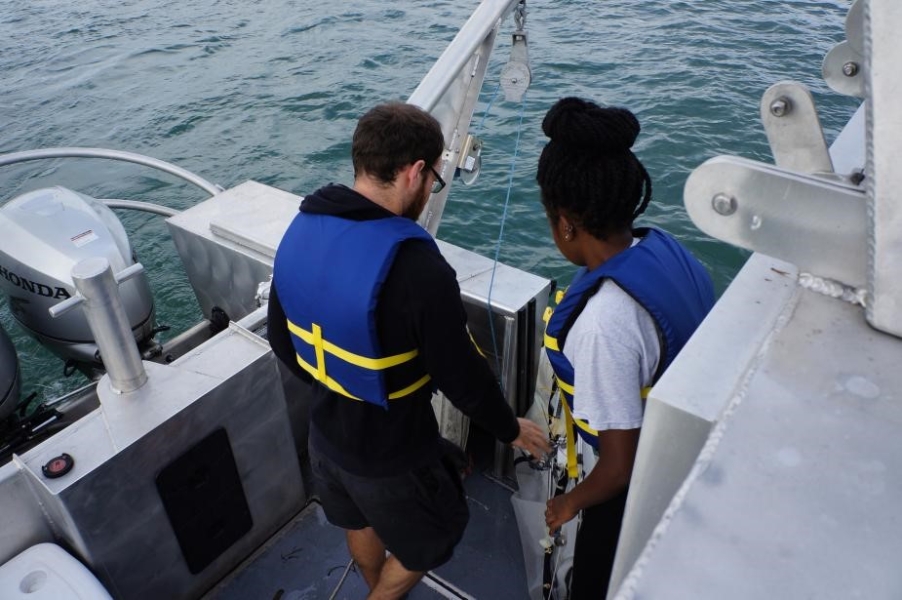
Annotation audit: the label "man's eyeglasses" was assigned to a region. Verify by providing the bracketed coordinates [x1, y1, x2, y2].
[428, 166, 446, 195]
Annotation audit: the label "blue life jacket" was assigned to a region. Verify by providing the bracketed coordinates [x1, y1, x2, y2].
[544, 228, 714, 464]
[272, 211, 437, 409]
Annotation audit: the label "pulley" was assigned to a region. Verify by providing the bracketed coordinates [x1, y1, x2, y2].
[500, 1, 530, 102]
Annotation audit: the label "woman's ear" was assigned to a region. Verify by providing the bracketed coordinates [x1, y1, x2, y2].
[558, 214, 576, 242]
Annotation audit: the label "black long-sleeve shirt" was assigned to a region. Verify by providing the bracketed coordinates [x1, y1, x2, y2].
[268, 184, 519, 477]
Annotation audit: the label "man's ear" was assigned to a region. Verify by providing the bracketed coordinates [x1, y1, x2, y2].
[402, 160, 425, 190]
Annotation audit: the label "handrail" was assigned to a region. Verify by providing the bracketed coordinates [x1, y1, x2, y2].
[408, 0, 524, 236]
[0, 147, 222, 197]
[407, 0, 521, 112]
[101, 199, 180, 218]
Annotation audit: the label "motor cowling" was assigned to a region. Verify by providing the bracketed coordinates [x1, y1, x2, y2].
[0, 187, 155, 373]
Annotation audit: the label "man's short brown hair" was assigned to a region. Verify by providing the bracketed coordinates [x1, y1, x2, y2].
[352, 102, 445, 184]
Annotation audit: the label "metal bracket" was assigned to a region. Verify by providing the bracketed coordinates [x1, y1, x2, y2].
[456, 134, 483, 186]
[822, 0, 865, 98]
[823, 41, 865, 98]
[684, 155, 866, 288]
[760, 82, 833, 175]
[500, 2, 530, 102]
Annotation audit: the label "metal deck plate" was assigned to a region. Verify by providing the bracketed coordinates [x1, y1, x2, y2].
[615, 280, 902, 599]
[206, 471, 528, 599]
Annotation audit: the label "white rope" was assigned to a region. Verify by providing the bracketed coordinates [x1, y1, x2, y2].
[798, 272, 867, 306]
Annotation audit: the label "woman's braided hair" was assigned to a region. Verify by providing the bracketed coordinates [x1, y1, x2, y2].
[536, 97, 652, 239]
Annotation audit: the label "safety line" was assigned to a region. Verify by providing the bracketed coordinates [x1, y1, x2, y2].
[486, 91, 528, 385]
[475, 82, 502, 135]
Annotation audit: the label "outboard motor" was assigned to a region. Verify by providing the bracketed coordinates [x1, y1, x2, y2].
[0, 187, 155, 376]
[0, 323, 19, 419]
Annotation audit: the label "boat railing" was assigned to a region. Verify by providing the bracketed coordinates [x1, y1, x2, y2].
[410, 0, 527, 235]
[408, 0, 522, 113]
[0, 147, 223, 198]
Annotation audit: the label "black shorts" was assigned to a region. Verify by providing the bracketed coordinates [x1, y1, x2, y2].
[308, 441, 469, 572]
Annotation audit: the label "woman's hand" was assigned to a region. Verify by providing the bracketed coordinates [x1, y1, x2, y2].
[546, 493, 578, 532]
[543, 428, 640, 532]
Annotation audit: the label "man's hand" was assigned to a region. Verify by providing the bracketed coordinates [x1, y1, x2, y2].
[510, 417, 551, 458]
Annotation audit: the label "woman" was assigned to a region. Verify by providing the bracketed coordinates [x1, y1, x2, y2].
[538, 97, 715, 598]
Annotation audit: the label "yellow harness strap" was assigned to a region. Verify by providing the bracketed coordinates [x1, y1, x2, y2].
[561, 384, 652, 479]
[287, 319, 430, 401]
[543, 305, 553, 324]
[468, 328, 487, 358]
[560, 396, 581, 479]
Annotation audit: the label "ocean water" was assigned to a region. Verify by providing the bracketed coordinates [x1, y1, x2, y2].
[0, 0, 857, 401]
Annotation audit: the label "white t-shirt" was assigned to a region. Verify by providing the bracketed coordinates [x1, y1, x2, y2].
[561, 278, 660, 432]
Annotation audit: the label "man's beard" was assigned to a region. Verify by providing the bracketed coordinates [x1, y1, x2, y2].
[402, 178, 431, 220]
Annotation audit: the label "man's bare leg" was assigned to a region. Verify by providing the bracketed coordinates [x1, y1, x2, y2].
[367, 554, 424, 600]
[346, 527, 386, 590]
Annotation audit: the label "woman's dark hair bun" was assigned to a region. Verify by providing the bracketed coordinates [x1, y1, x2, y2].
[541, 97, 639, 153]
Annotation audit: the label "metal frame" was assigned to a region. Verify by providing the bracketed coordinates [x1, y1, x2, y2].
[865, 0, 902, 337]
[409, 0, 525, 235]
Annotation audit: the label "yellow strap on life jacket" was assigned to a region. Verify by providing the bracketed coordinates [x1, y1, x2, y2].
[543, 287, 567, 325]
[287, 320, 419, 369]
[312, 323, 327, 383]
[294, 352, 431, 402]
[387, 374, 433, 399]
[287, 318, 431, 401]
[295, 352, 365, 400]
[560, 384, 653, 479]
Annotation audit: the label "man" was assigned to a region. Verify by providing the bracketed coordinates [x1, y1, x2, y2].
[268, 102, 550, 600]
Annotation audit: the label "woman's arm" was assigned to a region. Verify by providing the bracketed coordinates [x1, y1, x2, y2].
[545, 427, 640, 532]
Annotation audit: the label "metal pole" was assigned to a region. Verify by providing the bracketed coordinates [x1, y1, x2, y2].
[65, 258, 148, 393]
